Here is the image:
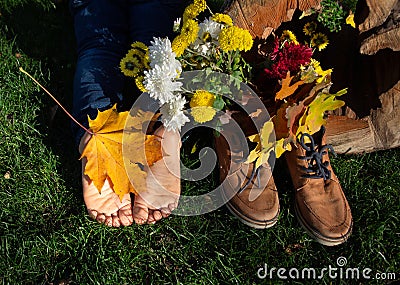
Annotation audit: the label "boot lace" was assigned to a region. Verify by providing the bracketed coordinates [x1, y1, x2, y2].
[298, 132, 336, 180]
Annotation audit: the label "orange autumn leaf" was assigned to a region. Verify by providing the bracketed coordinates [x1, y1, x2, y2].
[80, 105, 162, 201]
[275, 71, 304, 101]
[144, 135, 164, 166]
[122, 109, 163, 194]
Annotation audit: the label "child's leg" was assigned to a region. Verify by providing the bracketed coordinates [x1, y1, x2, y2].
[71, 0, 132, 227]
[127, 0, 185, 224]
[71, 0, 129, 145]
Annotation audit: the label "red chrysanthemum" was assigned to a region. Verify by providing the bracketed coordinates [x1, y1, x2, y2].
[264, 40, 313, 80]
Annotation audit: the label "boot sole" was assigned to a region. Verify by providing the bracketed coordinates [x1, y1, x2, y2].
[294, 201, 353, 246]
[225, 200, 280, 229]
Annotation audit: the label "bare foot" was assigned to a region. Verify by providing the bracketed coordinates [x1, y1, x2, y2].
[80, 132, 133, 227]
[132, 127, 181, 224]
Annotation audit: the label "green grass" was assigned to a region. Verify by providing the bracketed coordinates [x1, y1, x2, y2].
[0, 1, 399, 284]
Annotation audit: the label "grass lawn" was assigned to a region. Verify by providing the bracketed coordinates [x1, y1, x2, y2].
[0, 1, 399, 284]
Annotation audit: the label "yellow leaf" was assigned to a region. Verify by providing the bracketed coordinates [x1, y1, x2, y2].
[80, 105, 162, 201]
[246, 134, 261, 164]
[123, 109, 163, 193]
[275, 138, 292, 158]
[248, 133, 260, 143]
[297, 89, 346, 136]
[346, 12, 356, 28]
[246, 148, 260, 164]
[260, 120, 274, 147]
[299, 8, 314, 19]
[275, 72, 304, 101]
[255, 147, 272, 170]
[191, 142, 197, 154]
[246, 121, 275, 168]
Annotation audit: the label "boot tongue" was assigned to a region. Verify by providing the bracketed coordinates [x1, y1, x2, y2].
[298, 126, 336, 181]
[311, 126, 325, 147]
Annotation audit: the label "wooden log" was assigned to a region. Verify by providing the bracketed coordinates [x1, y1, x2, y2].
[326, 115, 375, 154]
[224, 0, 322, 39]
[358, 0, 400, 54]
[369, 80, 400, 150]
[358, 0, 398, 32]
[360, 24, 400, 55]
[326, 80, 400, 154]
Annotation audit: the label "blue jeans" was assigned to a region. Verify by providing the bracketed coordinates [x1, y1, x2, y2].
[70, 0, 184, 145]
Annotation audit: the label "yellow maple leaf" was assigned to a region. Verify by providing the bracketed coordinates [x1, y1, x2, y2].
[122, 109, 163, 195]
[80, 105, 162, 201]
[275, 138, 292, 158]
[275, 71, 304, 101]
[246, 120, 275, 169]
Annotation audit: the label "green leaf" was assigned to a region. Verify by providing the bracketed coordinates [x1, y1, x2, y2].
[212, 96, 225, 110]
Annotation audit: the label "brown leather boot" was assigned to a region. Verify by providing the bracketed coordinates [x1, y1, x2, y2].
[215, 132, 280, 229]
[285, 127, 353, 246]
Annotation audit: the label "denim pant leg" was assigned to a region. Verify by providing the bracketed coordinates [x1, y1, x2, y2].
[70, 0, 129, 145]
[117, 0, 186, 110]
[128, 0, 185, 44]
[71, 0, 185, 145]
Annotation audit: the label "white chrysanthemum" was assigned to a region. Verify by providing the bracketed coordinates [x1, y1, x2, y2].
[160, 95, 189, 132]
[148, 37, 181, 74]
[192, 18, 223, 55]
[143, 64, 183, 104]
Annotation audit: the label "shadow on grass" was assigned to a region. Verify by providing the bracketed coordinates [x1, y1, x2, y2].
[1, 1, 82, 195]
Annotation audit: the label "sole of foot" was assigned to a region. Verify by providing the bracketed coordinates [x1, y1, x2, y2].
[80, 132, 133, 227]
[132, 126, 181, 225]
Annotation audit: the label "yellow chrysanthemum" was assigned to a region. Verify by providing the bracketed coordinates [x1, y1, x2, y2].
[172, 34, 189, 57]
[310, 59, 332, 83]
[346, 12, 356, 28]
[219, 26, 253, 52]
[183, 4, 197, 22]
[190, 90, 215, 107]
[181, 19, 200, 45]
[311, 32, 329, 51]
[194, 0, 206, 11]
[280, 30, 299, 45]
[131, 41, 149, 55]
[135, 75, 147, 92]
[303, 21, 317, 36]
[189, 89, 216, 124]
[183, 0, 206, 22]
[191, 107, 217, 123]
[211, 13, 233, 26]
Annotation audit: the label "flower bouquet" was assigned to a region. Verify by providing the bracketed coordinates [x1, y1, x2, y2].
[244, 28, 346, 168]
[119, 0, 256, 131]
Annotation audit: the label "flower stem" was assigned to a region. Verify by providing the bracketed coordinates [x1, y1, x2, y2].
[19, 67, 94, 135]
